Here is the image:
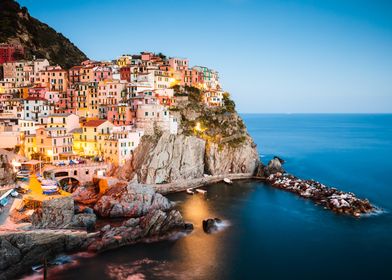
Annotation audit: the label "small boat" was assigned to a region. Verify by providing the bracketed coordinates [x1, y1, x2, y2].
[186, 188, 195, 195]
[10, 191, 19, 197]
[223, 178, 233, 185]
[41, 179, 59, 195]
[16, 170, 30, 180]
[196, 189, 207, 194]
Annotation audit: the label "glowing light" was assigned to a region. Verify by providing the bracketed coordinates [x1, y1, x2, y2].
[195, 122, 202, 132]
[46, 149, 53, 157]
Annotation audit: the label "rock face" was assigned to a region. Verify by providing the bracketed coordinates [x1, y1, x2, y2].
[114, 132, 260, 185]
[94, 182, 172, 218]
[119, 133, 206, 184]
[205, 135, 259, 175]
[113, 89, 262, 185]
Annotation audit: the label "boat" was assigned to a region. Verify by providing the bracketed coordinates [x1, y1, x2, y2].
[41, 179, 59, 195]
[196, 189, 207, 194]
[16, 170, 30, 180]
[223, 178, 233, 184]
[186, 188, 195, 195]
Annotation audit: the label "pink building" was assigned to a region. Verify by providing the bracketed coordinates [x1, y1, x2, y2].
[36, 66, 68, 92]
[57, 88, 77, 114]
[93, 66, 113, 82]
[28, 86, 47, 98]
[107, 104, 133, 126]
[168, 58, 189, 72]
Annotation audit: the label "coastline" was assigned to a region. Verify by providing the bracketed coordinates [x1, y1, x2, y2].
[152, 173, 259, 194]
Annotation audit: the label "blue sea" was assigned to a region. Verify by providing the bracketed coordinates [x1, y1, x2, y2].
[41, 114, 392, 280]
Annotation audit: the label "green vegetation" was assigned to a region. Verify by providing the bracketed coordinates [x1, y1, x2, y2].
[223, 92, 236, 113]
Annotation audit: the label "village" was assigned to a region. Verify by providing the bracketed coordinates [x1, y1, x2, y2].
[0, 43, 225, 214]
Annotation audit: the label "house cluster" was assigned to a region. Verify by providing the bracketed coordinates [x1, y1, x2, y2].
[0, 51, 223, 166]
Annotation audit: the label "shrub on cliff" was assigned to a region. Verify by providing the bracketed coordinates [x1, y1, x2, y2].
[223, 92, 236, 113]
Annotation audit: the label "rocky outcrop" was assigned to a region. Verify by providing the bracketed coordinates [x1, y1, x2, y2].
[1, 182, 192, 279]
[0, 230, 93, 280]
[88, 209, 192, 252]
[263, 158, 375, 217]
[205, 135, 259, 175]
[264, 156, 285, 176]
[31, 196, 97, 230]
[112, 89, 262, 185]
[114, 132, 260, 185]
[94, 182, 172, 218]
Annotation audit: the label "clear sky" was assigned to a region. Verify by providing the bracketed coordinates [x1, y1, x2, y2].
[19, 0, 392, 113]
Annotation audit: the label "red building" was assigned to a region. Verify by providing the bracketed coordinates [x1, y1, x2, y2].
[120, 66, 131, 82]
[0, 43, 24, 64]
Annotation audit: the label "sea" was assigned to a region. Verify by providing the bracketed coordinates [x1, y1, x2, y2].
[28, 114, 392, 280]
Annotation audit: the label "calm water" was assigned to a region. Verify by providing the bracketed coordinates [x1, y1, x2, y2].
[41, 114, 392, 279]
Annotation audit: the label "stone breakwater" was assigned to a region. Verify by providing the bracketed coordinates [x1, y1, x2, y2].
[265, 173, 375, 217]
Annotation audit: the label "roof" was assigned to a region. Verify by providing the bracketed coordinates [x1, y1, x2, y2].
[83, 119, 108, 127]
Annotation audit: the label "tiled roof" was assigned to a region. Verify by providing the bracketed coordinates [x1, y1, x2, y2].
[83, 119, 108, 127]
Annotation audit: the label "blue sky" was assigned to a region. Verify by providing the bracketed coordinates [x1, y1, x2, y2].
[19, 0, 392, 113]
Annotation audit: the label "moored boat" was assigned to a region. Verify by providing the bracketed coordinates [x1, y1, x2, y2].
[41, 179, 59, 195]
[223, 178, 233, 184]
[186, 188, 195, 195]
[196, 189, 207, 194]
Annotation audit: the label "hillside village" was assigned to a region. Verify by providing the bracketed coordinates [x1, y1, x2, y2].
[0, 44, 226, 167]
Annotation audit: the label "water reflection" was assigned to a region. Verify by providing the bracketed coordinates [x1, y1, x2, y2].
[170, 194, 221, 279]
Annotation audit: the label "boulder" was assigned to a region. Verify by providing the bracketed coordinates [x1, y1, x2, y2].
[265, 156, 285, 175]
[31, 197, 74, 229]
[70, 213, 96, 232]
[72, 185, 99, 205]
[202, 218, 223, 233]
[94, 182, 172, 218]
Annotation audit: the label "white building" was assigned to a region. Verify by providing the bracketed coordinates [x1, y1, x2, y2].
[23, 97, 54, 124]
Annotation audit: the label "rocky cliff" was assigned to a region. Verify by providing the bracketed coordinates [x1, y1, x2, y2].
[114, 88, 261, 184]
[0, 0, 88, 68]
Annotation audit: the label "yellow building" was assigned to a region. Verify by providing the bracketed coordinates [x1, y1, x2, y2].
[72, 120, 114, 157]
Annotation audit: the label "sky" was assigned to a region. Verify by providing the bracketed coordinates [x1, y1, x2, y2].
[18, 0, 392, 113]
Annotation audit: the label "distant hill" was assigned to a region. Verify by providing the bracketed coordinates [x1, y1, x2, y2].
[0, 0, 88, 69]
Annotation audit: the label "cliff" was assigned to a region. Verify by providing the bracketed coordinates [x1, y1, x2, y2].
[114, 88, 261, 184]
[0, 0, 88, 68]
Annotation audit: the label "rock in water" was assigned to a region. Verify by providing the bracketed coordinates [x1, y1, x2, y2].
[202, 218, 223, 233]
[94, 182, 173, 218]
[265, 156, 285, 175]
